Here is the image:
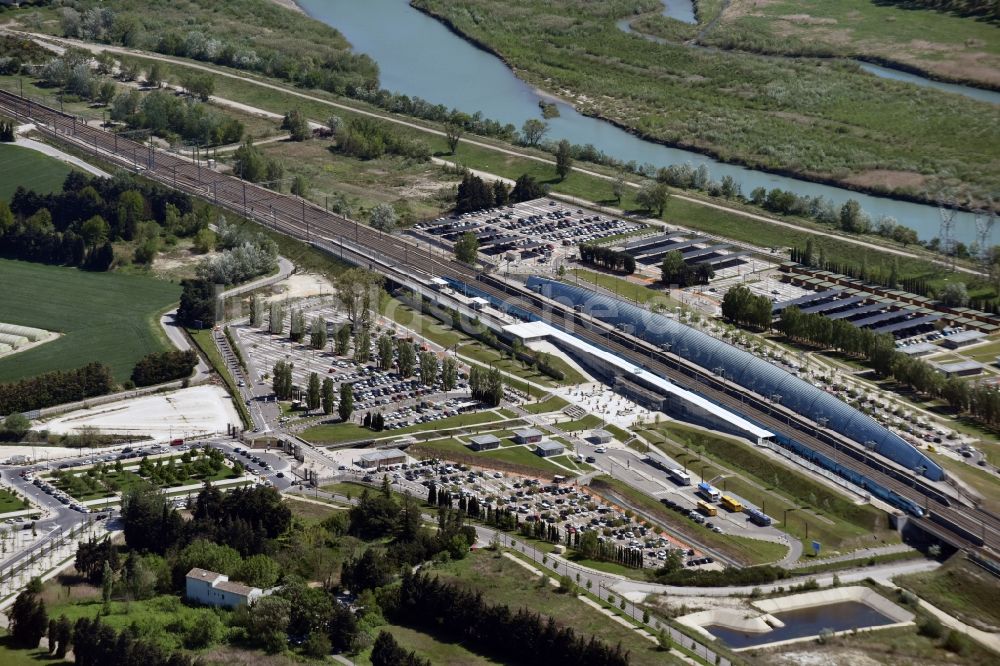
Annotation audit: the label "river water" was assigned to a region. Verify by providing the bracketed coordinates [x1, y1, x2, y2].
[297, 0, 983, 244]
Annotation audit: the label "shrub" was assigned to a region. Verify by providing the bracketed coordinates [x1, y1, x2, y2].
[917, 615, 944, 640]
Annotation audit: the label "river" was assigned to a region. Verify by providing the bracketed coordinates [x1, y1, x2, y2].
[296, 0, 983, 244]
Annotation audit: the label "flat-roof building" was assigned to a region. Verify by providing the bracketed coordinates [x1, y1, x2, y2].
[357, 448, 407, 469]
[535, 441, 565, 458]
[934, 360, 985, 377]
[513, 428, 544, 444]
[468, 434, 501, 451]
[590, 429, 613, 444]
[942, 330, 986, 349]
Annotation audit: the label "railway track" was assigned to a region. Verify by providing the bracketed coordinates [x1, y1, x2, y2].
[3, 89, 997, 556]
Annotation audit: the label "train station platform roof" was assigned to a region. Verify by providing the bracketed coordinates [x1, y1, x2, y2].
[503, 320, 773, 443]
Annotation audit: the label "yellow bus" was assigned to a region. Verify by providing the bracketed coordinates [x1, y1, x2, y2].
[697, 501, 717, 517]
[720, 495, 743, 513]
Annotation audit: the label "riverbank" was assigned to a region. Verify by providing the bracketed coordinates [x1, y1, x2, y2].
[268, 0, 304, 15]
[409, 0, 999, 209]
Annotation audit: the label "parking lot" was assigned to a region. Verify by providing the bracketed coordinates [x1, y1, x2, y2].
[411, 197, 644, 274]
[344, 455, 718, 570]
[233, 302, 475, 428]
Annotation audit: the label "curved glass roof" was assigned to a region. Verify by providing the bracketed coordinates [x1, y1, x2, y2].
[527, 277, 944, 481]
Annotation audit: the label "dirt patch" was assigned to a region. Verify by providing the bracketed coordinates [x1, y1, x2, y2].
[724, 0, 780, 20]
[267, 0, 304, 15]
[762, 648, 890, 666]
[842, 169, 928, 192]
[265, 272, 337, 302]
[779, 14, 838, 26]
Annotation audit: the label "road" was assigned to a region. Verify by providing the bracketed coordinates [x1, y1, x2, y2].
[6, 29, 983, 278]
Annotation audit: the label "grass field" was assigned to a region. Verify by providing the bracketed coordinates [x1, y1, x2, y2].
[703, 0, 1000, 89]
[0, 489, 29, 514]
[354, 624, 499, 666]
[0, 259, 180, 383]
[897, 554, 1000, 629]
[521, 395, 570, 414]
[420, 550, 672, 666]
[302, 410, 503, 444]
[590, 476, 789, 566]
[643, 422, 897, 550]
[569, 269, 681, 310]
[0, 144, 74, 202]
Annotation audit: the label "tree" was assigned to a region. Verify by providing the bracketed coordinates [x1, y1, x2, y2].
[290, 310, 306, 342]
[377, 334, 394, 371]
[939, 282, 969, 307]
[441, 357, 457, 392]
[510, 173, 545, 202]
[269, 302, 285, 335]
[100, 560, 113, 612]
[321, 377, 335, 415]
[419, 351, 438, 386]
[354, 327, 371, 364]
[9, 581, 47, 647]
[369, 203, 397, 233]
[3, 413, 31, 439]
[272, 360, 294, 400]
[247, 595, 291, 653]
[840, 199, 865, 233]
[445, 123, 463, 154]
[192, 227, 215, 253]
[291, 175, 309, 198]
[307, 372, 321, 412]
[310, 316, 328, 350]
[338, 383, 354, 422]
[335, 324, 351, 355]
[555, 139, 573, 181]
[612, 171, 626, 204]
[146, 62, 162, 88]
[454, 231, 479, 264]
[304, 631, 332, 658]
[97, 80, 116, 106]
[328, 604, 359, 652]
[283, 109, 310, 141]
[397, 340, 416, 377]
[236, 554, 281, 588]
[521, 118, 548, 146]
[636, 180, 670, 216]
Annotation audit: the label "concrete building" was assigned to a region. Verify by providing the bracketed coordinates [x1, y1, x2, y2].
[185, 568, 263, 609]
[934, 360, 985, 377]
[590, 429, 613, 445]
[513, 428, 543, 444]
[357, 448, 407, 469]
[535, 441, 565, 458]
[941, 330, 986, 349]
[468, 434, 501, 451]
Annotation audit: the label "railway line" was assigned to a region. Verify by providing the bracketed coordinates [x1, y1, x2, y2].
[2, 89, 997, 557]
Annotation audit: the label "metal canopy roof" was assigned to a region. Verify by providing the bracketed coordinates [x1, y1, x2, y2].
[826, 302, 887, 320]
[873, 314, 942, 335]
[799, 296, 867, 315]
[852, 310, 908, 329]
[526, 277, 944, 482]
[772, 289, 843, 313]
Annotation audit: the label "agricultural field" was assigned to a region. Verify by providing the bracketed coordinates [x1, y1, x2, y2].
[702, 0, 1000, 89]
[415, 0, 1000, 204]
[0, 259, 180, 383]
[0, 143, 74, 201]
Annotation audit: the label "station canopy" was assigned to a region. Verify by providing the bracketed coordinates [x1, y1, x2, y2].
[526, 277, 944, 481]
